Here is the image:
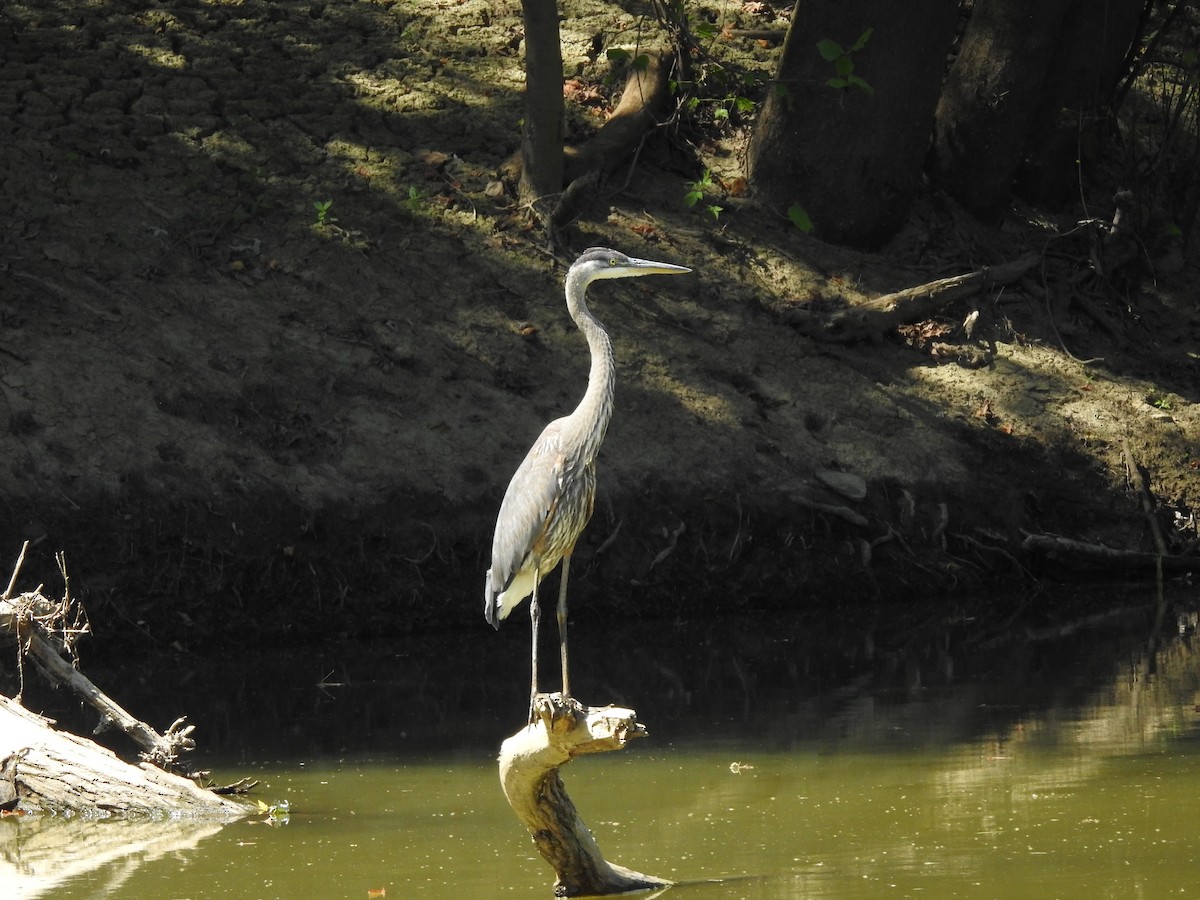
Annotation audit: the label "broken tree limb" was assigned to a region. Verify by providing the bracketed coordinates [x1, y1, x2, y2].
[1, 545, 193, 768]
[21, 617, 197, 767]
[0, 544, 245, 817]
[498, 694, 669, 896]
[1021, 533, 1200, 575]
[787, 254, 1039, 343]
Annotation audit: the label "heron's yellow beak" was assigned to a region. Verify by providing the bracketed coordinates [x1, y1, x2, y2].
[627, 258, 692, 276]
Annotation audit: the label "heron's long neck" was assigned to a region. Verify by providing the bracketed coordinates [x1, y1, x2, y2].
[565, 274, 616, 463]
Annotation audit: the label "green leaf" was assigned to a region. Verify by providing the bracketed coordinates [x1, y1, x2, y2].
[817, 38, 845, 61]
[826, 77, 848, 89]
[834, 55, 854, 78]
[713, 106, 730, 120]
[685, 190, 703, 207]
[694, 22, 717, 40]
[633, 54, 650, 71]
[787, 203, 814, 233]
[735, 96, 755, 112]
[606, 48, 631, 62]
[706, 204, 723, 220]
[850, 27, 874, 52]
[849, 74, 874, 94]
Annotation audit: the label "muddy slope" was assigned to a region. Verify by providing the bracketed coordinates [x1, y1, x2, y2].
[1, 0, 1197, 646]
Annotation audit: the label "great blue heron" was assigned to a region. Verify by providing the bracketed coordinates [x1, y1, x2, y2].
[484, 247, 691, 721]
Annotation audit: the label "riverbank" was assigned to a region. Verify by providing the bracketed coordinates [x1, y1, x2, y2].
[1, 0, 1197, 648]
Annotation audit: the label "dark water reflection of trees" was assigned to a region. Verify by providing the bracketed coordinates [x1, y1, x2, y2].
[7, 587, 1196, 766]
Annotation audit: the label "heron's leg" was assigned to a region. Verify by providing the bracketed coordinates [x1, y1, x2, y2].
[528, 567, 541, 725]
[557, 551, 572, 700]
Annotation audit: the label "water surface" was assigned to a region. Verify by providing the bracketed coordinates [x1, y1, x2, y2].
[3, 591, 1198, 898]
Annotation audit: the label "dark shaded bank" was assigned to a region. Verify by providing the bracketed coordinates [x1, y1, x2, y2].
[0, 424, 1165, 657]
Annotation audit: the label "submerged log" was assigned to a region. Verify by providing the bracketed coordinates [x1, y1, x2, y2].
[498, 694, 669, 896]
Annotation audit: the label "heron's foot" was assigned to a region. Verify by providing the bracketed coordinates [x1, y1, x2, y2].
[528, 693, 587, 730]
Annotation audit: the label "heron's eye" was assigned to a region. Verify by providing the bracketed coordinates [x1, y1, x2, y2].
[608, 258, 618, 266]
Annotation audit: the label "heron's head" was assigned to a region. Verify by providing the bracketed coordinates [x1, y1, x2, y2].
[571, 247, 691, 284]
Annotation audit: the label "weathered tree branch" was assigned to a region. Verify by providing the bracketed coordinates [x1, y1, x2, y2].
[1022, 533, 1200, 574]
[1, 545, 193, 768]
[498, 694, 668, 896]
[0, 544, 247, 817]
[787, 254, 1039, 343]
[0, 695, 246, 818]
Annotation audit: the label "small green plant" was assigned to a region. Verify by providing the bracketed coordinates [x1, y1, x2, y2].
[818, 28, 874, 94]
[685, 169, 714, 206]
[402, 186, 423, 212]
[787, 203, 814, 233]
[1151, 394, 1173, 411]
[313, 198, 336, 227]
[685, 170, 723, 220]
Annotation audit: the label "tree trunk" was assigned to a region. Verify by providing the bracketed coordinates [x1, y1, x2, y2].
[518, 0, 564, 221]
[931, 0, 1075, 219]
[498, 694, 667, 896]
[747, 0, 959, 247]
[1016, 0, 1145, 206]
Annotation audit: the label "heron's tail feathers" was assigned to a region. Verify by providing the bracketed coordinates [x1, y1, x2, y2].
[484, 570, 501, 630]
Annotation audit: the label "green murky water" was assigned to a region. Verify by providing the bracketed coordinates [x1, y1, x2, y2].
[4, 593, 1199, 898]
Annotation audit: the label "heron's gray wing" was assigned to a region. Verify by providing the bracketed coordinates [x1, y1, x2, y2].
[487, 421, 569, 596]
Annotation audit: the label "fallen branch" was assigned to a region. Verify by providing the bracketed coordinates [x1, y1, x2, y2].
[0, 696, 245, 818]
[0, 544, 193, 768]
[787, 254, 1039, 343]
[498, 694, 668, 896]
[1, 544, 246, 817]
[1022, 533, 1200, 574]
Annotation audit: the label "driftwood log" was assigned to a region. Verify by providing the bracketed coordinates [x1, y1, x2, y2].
[0, 543, 248, 818]
[787, 254, 1039, 343]
[499, 694, 669, 896]
[0, 696, 246, 818]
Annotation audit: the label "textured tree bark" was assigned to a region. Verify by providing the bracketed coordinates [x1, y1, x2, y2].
[931, 0, 1074, 220]
[561, 50, 672, 186]
[498, 695, 668, 896]
[0, 696, 247, 817]
[746, 0, 958, 247]
[518, 0, 565, 221]
[1016, 0, 1145, 206]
